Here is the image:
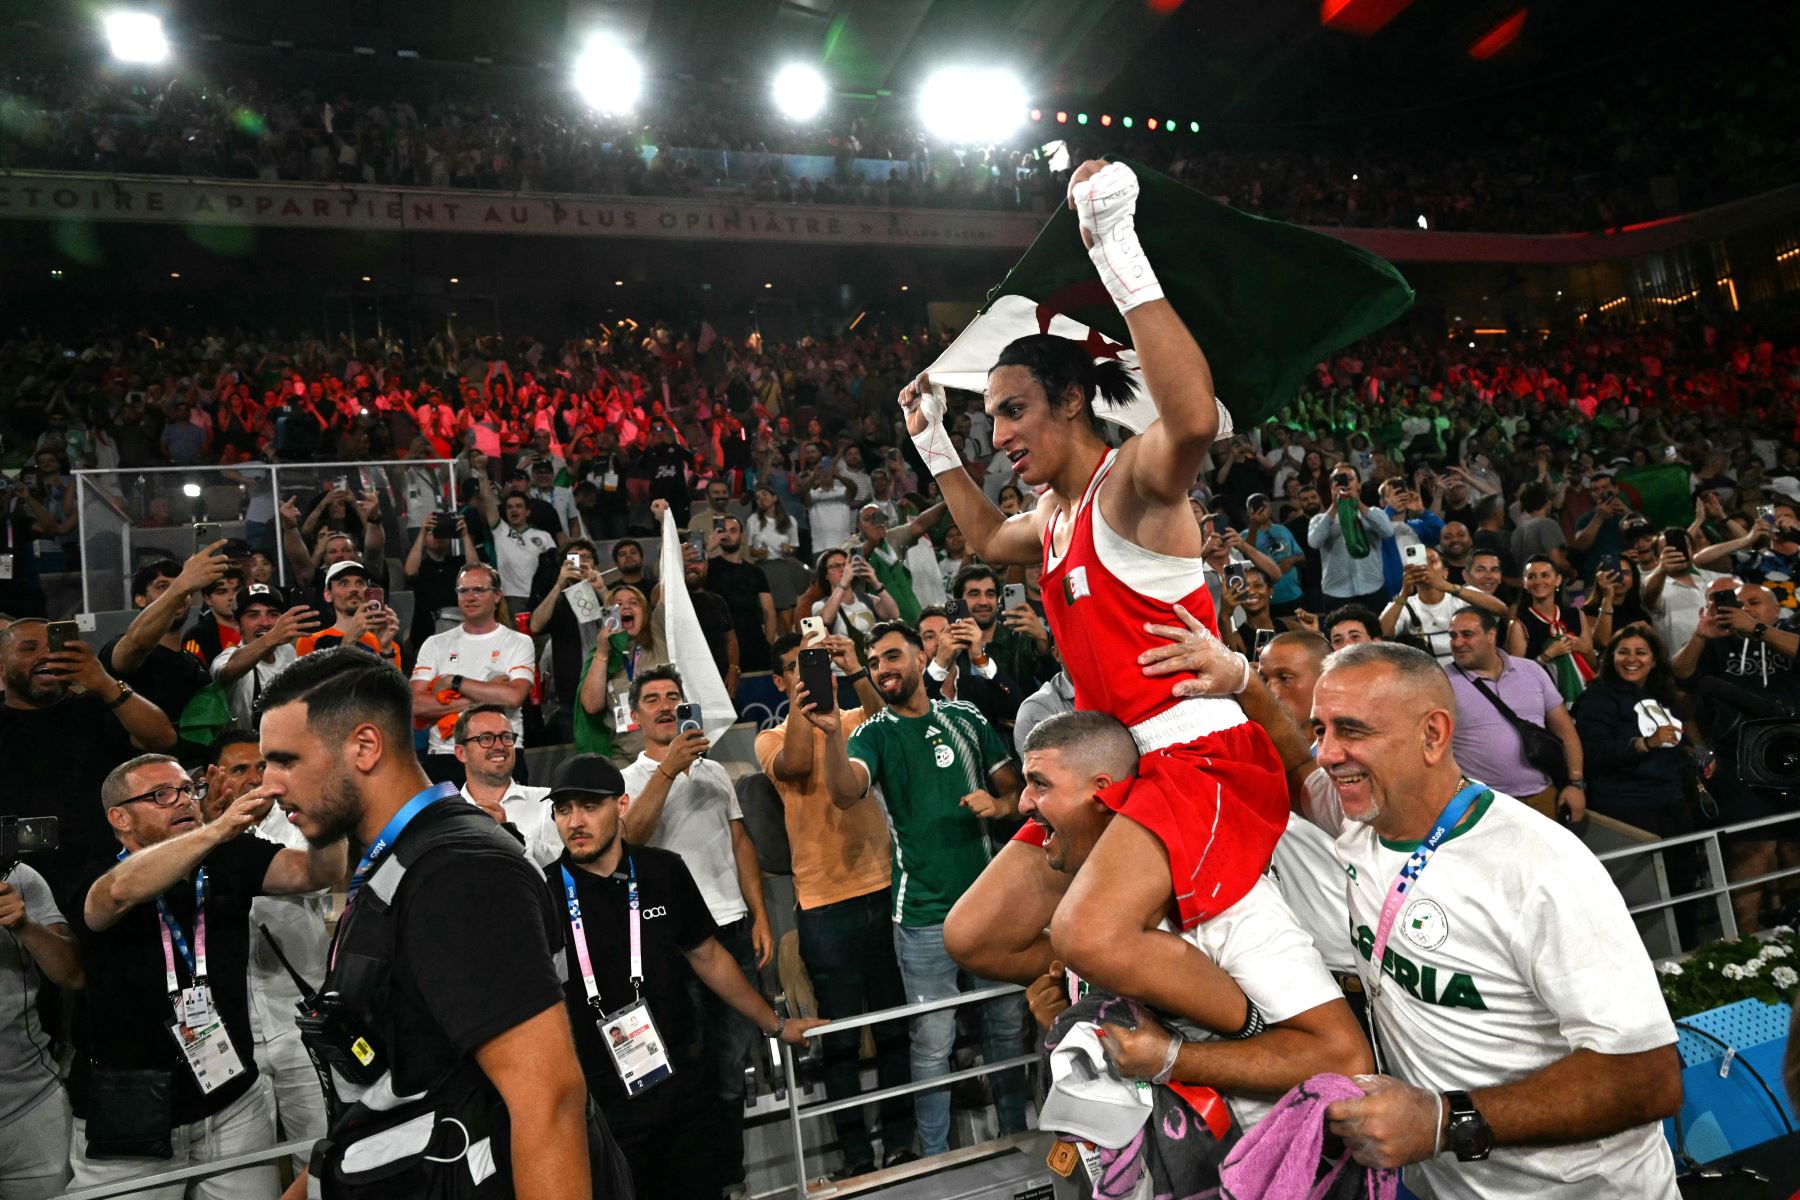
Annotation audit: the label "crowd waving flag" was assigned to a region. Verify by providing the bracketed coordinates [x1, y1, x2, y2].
[925, 159, 1415, 433]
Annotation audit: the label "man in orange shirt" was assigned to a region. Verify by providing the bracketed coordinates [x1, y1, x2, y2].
[295, 560, 401, 670]
[755, 631, 916, 1178]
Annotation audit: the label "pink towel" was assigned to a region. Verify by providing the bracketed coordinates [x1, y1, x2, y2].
[1219, 1073, 1398, 1200]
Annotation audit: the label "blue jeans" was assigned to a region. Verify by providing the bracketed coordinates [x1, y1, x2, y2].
[892, 922, 1029, 1156]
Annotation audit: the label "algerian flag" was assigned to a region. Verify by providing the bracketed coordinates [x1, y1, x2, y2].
[1616, 463, 1692, 530]
[657, 509, 737, 738]
[925, 160, 1414, 433]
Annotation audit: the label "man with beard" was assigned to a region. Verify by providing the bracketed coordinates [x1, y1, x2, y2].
[949, 565, 1051, 700]
[705, 516, 777, 675]
[816, 622, 1029, 1157]
[211, 584, 319, 729]
[257, 649, 628, 1200]
[199, 729, 331, 1177]
[0, 619, 177, 896]
[1285, 484, 1327, 608]
[412, 563, 536, 785]
[66, 752, 343, 1196]
[1435, 521, 1475, 586]
[544, 755, 824, 1196]
[295, 560, 402, 672]
[609, 538, 658, 596]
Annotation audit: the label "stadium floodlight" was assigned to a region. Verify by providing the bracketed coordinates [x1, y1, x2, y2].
[573, 34, 642, 114]
[772, 63, 827, 121]
[104, 11, 169, 64]
[918, 67, 1028, 144]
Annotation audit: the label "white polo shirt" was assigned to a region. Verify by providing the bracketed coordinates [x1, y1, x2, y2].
[620, 753, 746, 927]
[1301, 773, 1679, 1200]
[460, 781, 558, 867]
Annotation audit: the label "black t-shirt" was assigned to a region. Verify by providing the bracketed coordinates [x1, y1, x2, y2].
[0, 695, 137, 902]
[637, 445, 693, 523]
[545, 845, 716, 1104]
[336, 803, 567, 1100]
[706, 558, 774, 672]
[102, 636, 212, 742]
[70, 834, 282, 1125]
[1699, 636, 1800, 710]
[407, 549, 465, 648]
[692, 589, 734, 679]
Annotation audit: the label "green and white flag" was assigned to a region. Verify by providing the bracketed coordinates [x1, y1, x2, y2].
[925, 160, 1414, 434]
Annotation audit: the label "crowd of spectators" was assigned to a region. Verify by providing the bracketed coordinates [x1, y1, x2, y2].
[2, 39, 1796, 229]
[4, 298, 1800, 1195]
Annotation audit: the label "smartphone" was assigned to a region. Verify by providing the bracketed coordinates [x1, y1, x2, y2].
[46, 620, 79, 655]
[333, 476, 350, 493]
[675, 702, 703, 735]
[1759, 505, 1777, 524]
[433, 510, 458, 535]
[0, 815, 59, 863]
[600, 604, 622, 632]
[1210, 513, 1231, 536]
[1664, 528, 1690, 556]
[1403, 543, 1428, 568]
[689, 532, 706, 556]
[798, 647, 837, 714]
[1253, 628, 1276, 659]
[364, 586, 384, 610]
[194, 522, 224, 553]
[566, 554, 583, 572]
[713, 517, 725, 533]
[1223, 562, 1248, 592]
[1665, 446, 1679, 461]
[800, 615, 827, 643]
[850, 549, 865, 566]
[943, 598, 969, 623]
[1712, 590, 1742, 611]
[1003, 583, 1028, 611]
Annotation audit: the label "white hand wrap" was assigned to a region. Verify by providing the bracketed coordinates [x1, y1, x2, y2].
[1071, 162, 1164, 314]
[906, 386, 964, 477]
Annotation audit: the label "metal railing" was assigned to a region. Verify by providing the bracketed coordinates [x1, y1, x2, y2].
[1596, 808, 1800, 952]
[72, 458, 460, 612]
[778, 981, 1032, 1199]
[58, 1140, 312, 1200]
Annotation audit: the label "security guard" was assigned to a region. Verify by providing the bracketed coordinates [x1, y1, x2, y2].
[545, 755, 824, 1197]
[258, 649, 630, 1200]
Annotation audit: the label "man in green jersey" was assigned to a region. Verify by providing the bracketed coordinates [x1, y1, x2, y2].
[811, 620, 1028, 1157]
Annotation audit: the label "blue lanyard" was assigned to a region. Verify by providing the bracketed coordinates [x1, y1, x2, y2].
[560, 856, 642, 1006]
[345, 782, 459, 907]
[1369, 779, 1486, 998]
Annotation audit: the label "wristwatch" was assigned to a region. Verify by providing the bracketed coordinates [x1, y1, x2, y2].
[1567, 779, 1587, 790]
[1753, 621, 1769, 640]
[1443, 1090, 1493, 1161]
[105, 682, 135, 710]
[451, 674, 465, 691]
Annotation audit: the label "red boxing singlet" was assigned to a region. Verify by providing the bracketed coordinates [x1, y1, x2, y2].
[1022, 449, 1288, 927]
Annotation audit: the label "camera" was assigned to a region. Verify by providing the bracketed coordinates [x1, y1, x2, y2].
[1738, 720, 1800, 791]
[1, 815, 57, 878]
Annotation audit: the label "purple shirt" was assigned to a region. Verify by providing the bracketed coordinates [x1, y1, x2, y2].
[1445, 654, 1564, 796]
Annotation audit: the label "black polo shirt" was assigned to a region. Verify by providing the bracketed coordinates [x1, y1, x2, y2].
[705, 558, 774, 672]
[545, 845, 716, 1103]
[70, 834, 281, 1126]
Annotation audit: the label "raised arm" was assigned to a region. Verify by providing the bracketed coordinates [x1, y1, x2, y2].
[897, 377, 1043, 566]
[110, 544, 230, 675]
[85, 788, 272, 932]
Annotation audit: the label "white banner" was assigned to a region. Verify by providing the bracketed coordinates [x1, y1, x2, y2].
[0, 171, 1043, 248]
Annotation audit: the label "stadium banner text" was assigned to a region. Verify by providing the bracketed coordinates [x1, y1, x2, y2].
[0, 172, 1044, 248]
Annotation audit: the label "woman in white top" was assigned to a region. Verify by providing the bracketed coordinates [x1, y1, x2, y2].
[810, 547, 899, 643]
[748, 483, 809, 619]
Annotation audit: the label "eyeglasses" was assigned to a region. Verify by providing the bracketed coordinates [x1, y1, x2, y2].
[454, 585, 496, 596]
[459, 731, 517, 749]
[119, 782, 197, 809]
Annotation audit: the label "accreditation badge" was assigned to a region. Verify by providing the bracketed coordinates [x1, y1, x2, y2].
[169, 1012, 245, 1095]
[599, 998, 672, 1097]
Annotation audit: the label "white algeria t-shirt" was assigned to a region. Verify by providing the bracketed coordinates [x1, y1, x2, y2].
[1301, 773, 1679, 1200]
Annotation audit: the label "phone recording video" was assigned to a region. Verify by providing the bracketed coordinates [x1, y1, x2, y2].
[798, 648, 836, 714]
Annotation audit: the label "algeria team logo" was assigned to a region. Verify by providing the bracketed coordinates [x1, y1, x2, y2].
[933, 744, 954, 769]
[1402, 899, 1449, 952]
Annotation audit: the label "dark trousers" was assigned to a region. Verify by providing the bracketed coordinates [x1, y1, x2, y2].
[796, 889, 915, 1166]
[601, 1071, 711, 1199]
[691, 915, 761, 1187]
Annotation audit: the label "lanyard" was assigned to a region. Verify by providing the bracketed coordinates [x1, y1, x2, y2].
[561, 858, 642, 1008]
[331, 782, 458, 967]
[1368, 780, 1485, 1000]
[117, 848, 206, 997]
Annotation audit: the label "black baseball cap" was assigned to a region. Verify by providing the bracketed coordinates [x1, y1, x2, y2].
[548, 755, 627, 801]
[236, 582, 287, 616]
